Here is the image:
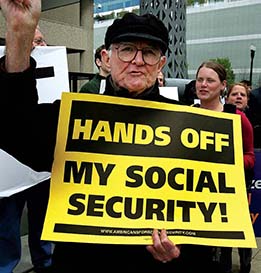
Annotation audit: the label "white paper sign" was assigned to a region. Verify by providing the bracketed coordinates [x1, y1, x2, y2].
[0, 46, 70, 103]
[0, 46, 67, 197]
[159, 86, 179, 101]
[0, 149, 50, 198]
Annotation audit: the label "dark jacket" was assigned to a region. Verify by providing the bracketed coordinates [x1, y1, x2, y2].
[246, 89, 261, 148]
[79, 73, 107, 94]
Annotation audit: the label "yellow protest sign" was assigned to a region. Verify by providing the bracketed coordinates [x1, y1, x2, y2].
[42, 92, 256, 248]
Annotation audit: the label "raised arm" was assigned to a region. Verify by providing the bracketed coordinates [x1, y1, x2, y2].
[0, 0, 41, 72]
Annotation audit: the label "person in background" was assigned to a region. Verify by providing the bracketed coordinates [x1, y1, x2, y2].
[157, 70, 165, 87]
[239, 80, 261, 148]
[32, 25, 47, 48]
[226, 83, 250, 112]
[219, 82, 254, 273]
[182, 79, 197, 105]
[79, 44, 111, 94]
[240, 80, 252, 93]
[177, 61, 255, 273]
[0, 23, 52, 273]
[0, 1, 182, 272]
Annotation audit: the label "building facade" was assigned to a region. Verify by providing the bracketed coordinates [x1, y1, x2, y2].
[93, 0, 261, 88]
[186, 0, 261, 87]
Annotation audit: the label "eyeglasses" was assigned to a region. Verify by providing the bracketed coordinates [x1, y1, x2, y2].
[33, 38, 46, 45]
[114, 43, 162, 66]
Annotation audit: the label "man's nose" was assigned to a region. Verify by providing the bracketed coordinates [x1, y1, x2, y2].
[133, 50, 145, 65]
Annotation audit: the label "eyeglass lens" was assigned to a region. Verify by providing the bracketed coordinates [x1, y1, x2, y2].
[116, 43, 161, 65]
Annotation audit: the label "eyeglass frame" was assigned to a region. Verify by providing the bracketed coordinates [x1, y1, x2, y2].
[33, 38, 47, 45]
[111, 42, 163, 66]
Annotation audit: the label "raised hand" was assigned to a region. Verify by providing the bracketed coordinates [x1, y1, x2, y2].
[0, 0, 41, 72]
[0, 0, 41, 30]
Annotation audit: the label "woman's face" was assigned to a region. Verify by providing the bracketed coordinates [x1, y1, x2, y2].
[196, 66, 226, 103]
[226, 85, 248, 111]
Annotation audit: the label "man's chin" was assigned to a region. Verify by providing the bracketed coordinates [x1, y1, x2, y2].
[125, 84, 147, 94]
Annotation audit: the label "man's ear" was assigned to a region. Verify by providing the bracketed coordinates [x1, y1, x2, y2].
[158, 56, 167, 72]
[101, 49, 110, 65]
[95, 58, 102, 67]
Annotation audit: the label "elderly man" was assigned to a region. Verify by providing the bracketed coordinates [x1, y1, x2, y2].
[0, 1, 183, 272]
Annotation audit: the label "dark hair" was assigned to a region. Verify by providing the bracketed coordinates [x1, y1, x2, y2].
[240, 79, 251, 88]
[94, 44, 106, 69]
[196, 61, 227, 82]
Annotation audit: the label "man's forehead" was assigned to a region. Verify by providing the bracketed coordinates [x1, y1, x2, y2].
[34, 30, 43, 38]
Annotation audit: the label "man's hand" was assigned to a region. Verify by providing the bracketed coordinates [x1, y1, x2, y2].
[146, 229, 181, 263]
[0, 0, 41, 72]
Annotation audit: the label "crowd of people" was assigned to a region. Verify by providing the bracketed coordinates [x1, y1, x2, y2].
[0, 0, 259, 273]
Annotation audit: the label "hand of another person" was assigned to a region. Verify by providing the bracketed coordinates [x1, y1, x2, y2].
[0, 0, 40, 30]
[0, 0, 41, 72]
[146, 229, 181, 263]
